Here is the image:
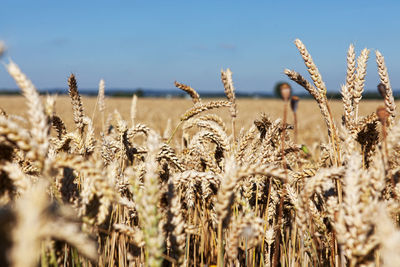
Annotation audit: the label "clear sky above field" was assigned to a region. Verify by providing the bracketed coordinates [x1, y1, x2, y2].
[1, 0, 400, 94]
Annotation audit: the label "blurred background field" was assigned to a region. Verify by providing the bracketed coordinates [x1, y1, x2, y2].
[0, 96, 394, 144]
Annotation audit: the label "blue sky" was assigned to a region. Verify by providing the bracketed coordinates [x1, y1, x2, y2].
[1, 0, 400, 93]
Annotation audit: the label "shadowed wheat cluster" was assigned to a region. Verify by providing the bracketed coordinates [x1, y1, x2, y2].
[0, 39, 399, 267]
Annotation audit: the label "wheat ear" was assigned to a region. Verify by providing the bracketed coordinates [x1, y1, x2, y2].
[352, 48, 370, 120]
[130, 94, 138, 126]
[294, 39, 327, 94]
[221, 68, 237, 141]
[0, 41, 6, 57]
[6, 61, 49, 165]
[68, 74, 85, 135]
[137, 132, 164, 266]
[174, 81, 201, 104]
[342, 44, 356, 127]
[346, 44, 356, 92]
[341, 84, 354, 128]
[376, 50, 396, 127]
[97, 79, 106, 131]
[291, 39, 340, 165]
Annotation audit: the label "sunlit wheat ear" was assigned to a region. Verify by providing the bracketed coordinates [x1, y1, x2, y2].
[195, 114, 227, 132]
[185, 118, 229, 151]
[215, 156, 238, 225]
[167, 100, 231, 144]
[187, 130, 221, 173]
[173, 170, 220, 205]
[333, 153, 378, 264]
[297, 167, 343, 234]
[82, 116, 96, 155]
[135, 132, 164, 266]
[12, 181, 97, 267]
[2, 162, 32, 194]
[180, 100, 230, 121]
[158, 143, 185, 171]
[11, 181, 49, 267]
[54, 153, 115, 224]
[221, 68, 237, 141]
[168, 183, 186, 265]
[289, 39, 340, 165]
[5, 61, 49, 165]
[346, 44, 356, 92]
[387, 117, 400, 157]
[44, 94, 56, 117]
[225, 216, 242, 264]
[215, 155, 238, 266]
[113, 224, 145, 247]
[0, 116, 34, 153]
[375, 204, 400, 267]
[220, 69, 237, 109]
[68, 74, 85, 135]
[294, 39, 327, 94]
[352, 48, 370, 119]
[130, 94, 137, 126]
[343, 44, 356, 128]
[174, 81, 201, 104]
[127, 123, 150, 141]
[264, 227, 275, 266]
[341, 84, 354, 128]
[96, 79, 106, 131]
[284, 69, 318, 98]
[98, 79, 105, 113]
[0, 41, 6, 57]
[284, 69, 331, 135]
[376, 50, 396, 127]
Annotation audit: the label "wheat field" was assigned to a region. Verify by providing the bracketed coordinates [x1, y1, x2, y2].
[0, 96, 393, 145]
[1, 39, 400, 267]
